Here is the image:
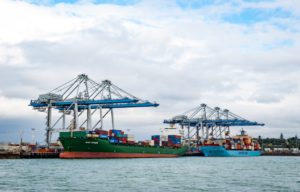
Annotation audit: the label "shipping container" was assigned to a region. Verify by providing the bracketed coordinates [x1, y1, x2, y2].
[161, 141, 168, 147]
[160, 135, 168, 141]
[109, 138, 119, 143]
[151, 135, 160, 139]
[168, 135, 181, 146]
[116, 134, 127, 138]
[99, 134, 108, 139]
[127, 141, 135, 145]
[243, 137, 252, 145]
[109, 129, 122, 136]
[150, 140, 155, 146]
[127, 134, 135, 141]
[95, 130, 108, 135]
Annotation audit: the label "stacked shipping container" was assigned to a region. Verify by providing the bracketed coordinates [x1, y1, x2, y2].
[150, 135, 182, 147]
[168, 135, 182, 147]
[151, 135, 160, 146]
[127, 134, 135, 145]
[109, 130, 128, 144]
[69, 129, 183, 148]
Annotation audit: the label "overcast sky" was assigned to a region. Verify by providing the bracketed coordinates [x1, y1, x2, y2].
[0, 0, 300, 143]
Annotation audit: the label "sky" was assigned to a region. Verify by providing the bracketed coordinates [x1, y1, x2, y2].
[0, 0, 300, 143]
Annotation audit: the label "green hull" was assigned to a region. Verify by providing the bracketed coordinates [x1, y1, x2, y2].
[59, 131, 188, 158]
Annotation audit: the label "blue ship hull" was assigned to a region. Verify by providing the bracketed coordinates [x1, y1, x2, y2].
[200, 146, 261, 157]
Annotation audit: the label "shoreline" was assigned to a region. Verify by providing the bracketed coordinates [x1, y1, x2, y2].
[262, 152, 300, 156]
[1, 152, 300, 159]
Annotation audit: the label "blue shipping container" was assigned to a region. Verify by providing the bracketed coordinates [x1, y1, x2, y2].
[111, 130, 122, 134]
[99, 135, 108, 139]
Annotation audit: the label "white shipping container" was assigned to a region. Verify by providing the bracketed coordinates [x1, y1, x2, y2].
[291, 148, 300, 154]
[160, 135, 168, 141]
[263, 148, 272, 152]
[274, 148, 290, 152]
[234, 143, 237, 149]
[0, 145, 20, 153]
[127, 134, 135, 141]
[150, 140, 155, 146]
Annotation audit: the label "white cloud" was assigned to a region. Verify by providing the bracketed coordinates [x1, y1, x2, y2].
[0, 96, 41, 118]
[0, 46, 27, 66]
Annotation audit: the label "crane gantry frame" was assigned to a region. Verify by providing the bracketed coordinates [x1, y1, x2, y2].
[29, 74, 159, 147]
[164, 103, 264, 146]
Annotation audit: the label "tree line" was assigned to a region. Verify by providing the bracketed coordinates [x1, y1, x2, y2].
[255, 134, 299, 149]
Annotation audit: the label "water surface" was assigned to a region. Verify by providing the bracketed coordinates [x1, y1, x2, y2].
[0, 157, 299, 191]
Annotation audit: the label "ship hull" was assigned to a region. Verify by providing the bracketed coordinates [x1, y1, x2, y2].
[59, 137, 187, 159]
[60, 152, 178, 158]
[200, 146, 261, 157]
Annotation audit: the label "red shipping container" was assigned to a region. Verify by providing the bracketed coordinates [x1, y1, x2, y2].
[127, 141, 135, 145]
[96, 130, 108, 135]
[161, 141, 168, 147]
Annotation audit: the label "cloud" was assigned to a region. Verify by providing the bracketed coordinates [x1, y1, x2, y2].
[250, 81, 298, 103]
[0, 0, 299, 143]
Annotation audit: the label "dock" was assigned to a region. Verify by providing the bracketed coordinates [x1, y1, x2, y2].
[20, 152, 60, 158]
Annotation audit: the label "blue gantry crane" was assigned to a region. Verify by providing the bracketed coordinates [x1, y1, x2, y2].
[29, 74, 158, 146]
[164, 103, 264, 144]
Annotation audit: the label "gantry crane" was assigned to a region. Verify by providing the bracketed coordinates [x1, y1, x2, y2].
[164, 103, 264, 146]
[29, 74, 159, 147]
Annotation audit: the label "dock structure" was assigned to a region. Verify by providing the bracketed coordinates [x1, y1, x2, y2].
[164, 104, 264, 146]
[29, 74, 158, 147]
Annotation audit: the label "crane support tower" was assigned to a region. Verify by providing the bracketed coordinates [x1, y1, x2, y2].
[29, 74, 159, 147]
[164, 103, 264, 146]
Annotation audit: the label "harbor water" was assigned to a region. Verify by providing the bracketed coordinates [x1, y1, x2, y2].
[0, 156, 299, 192]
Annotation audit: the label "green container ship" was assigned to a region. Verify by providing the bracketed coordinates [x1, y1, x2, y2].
[59, 131, 188, 158]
